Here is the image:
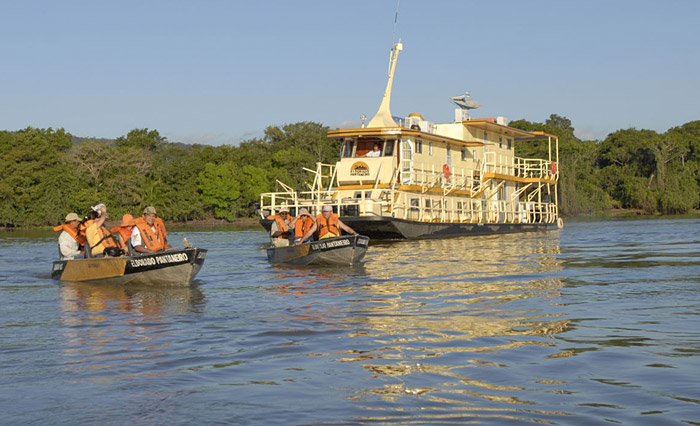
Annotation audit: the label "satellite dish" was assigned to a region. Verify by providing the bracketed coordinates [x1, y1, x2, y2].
[450, 92, 482, 110]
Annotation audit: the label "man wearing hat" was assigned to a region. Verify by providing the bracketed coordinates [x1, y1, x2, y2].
[316, 205, 358, 240]
[131, 206, 170, 254]
[55, 212, 84, 260]
[292, 208, 317, 246]
[270, 205, 295, 247]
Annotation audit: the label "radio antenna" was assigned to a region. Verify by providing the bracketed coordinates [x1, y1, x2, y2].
[392, 0, 401, 46]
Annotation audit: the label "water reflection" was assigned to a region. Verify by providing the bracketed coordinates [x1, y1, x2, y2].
[57, 283, 205, 383]
[59, 282, 205, 319]
[275, 232, 571, 422]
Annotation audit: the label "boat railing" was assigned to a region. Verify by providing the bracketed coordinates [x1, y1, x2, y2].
[261, 188, 557, 225]
[390, 192, 557, 224]
[513, 157, 557, 180]
[408, 163, 479, 194]
[481, 154, 557, 180]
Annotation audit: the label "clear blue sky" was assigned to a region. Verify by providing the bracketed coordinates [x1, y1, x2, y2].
[2, 0, 698, 144]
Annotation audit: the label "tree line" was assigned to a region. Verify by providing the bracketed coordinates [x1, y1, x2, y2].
[1, 116, 698, 227]
[510, 115, 700, 215]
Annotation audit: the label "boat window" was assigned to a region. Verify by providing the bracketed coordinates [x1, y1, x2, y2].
[384, 140, 395, 156]
[499, 137, 503, 148]
[508, 138, 513, 150]
[472, 150, 477, 161]
[410, 198, 419, 210]
[461, 148, 468, 161]
[356, 137, 383, 157]
[415, 140, 422, 154]
[429, 142, 433, 156]
[342, 140, 355, 158]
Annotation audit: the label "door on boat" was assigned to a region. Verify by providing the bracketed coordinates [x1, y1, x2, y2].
[401, 139, 414, 184]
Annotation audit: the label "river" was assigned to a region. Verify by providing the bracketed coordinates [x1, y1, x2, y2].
[1, 218, 699, 425]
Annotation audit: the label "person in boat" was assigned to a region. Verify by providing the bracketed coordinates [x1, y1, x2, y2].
[364, 142, 382, 157]
[84, 204, 122, 257]
[316, 205, 358, 240]
[110, 213, 135, 254]
[55, 212, 85, 260]
[270, 205, 294, 247]
[131, 206, 171, 254]
[292, 208, 316, 246]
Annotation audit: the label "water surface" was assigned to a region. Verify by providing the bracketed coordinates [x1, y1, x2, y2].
[1, 218, 699, 424]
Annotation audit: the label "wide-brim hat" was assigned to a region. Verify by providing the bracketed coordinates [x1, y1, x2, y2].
[298, 208, 311, 216]
[322, 205, 333, 212]
[278, 205, 289, 213]
[65, 213, 80, 222]
[120, 213, 134, 227]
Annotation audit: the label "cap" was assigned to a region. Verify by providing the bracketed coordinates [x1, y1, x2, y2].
[143, 206, 157, 214]
[65, 213, 80, 222]
[298, 208, 310, 216]
[322, 205, 333, 212]
[120, 213, 134, 227]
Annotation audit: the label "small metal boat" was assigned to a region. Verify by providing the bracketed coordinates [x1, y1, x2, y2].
[52, 247, 207, 286]
[266, 235, 369, 266]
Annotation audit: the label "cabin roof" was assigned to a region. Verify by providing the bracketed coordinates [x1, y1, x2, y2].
[328, 127, 484, 147]
[516, 130, 560, 141]
[460, 119, 535, 139]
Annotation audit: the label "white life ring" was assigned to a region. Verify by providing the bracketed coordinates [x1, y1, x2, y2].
[557, 217, 564, 229]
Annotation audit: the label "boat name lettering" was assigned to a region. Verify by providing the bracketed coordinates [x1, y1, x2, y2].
[53, 263, 64, 271]
[350, 161, 370, 177]
[314, 239, 351, 250]
[129, 253, 188, 268]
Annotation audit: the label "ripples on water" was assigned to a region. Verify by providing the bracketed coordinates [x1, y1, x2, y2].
[1, 218, 699, 425]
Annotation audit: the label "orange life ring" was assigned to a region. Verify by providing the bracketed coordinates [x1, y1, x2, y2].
[551, 161, 557, 175]
[443, 164, 451, 179]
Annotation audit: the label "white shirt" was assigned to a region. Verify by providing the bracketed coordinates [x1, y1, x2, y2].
[58, 230, 81, 260]
[130, 225, 158, 247]
[365, 150, 381, 157]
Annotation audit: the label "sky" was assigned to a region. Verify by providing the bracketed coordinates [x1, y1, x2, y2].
[2, 0, 699, 144]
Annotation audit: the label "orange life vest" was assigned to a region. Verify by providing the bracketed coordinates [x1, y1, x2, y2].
[133, 217, 166, 252]
[154, 217, 168, 247]
[110, 225, 132, 247]
[294, 216, 314, 238]
[53, 223, 86, 245]
[272, 215, 288, 234]
[316, 213, 340, 238]
[82, 219, 119, 249]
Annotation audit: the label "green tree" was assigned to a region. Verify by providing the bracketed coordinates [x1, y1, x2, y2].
[197, 162, 241, 220]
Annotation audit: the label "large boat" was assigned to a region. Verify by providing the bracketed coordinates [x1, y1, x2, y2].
[52, 247, 207, 286]
[259, 42, 561, 239]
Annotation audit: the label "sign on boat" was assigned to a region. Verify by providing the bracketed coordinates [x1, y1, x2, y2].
[260, 41, 562, 239]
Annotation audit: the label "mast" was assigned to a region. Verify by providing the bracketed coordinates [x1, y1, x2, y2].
[367, 42, 403, 128]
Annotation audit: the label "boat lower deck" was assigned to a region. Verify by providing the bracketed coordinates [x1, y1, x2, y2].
[260, 217, 553, 240]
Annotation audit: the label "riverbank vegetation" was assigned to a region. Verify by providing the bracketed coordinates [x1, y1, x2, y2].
[1, 117, 698, 227]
